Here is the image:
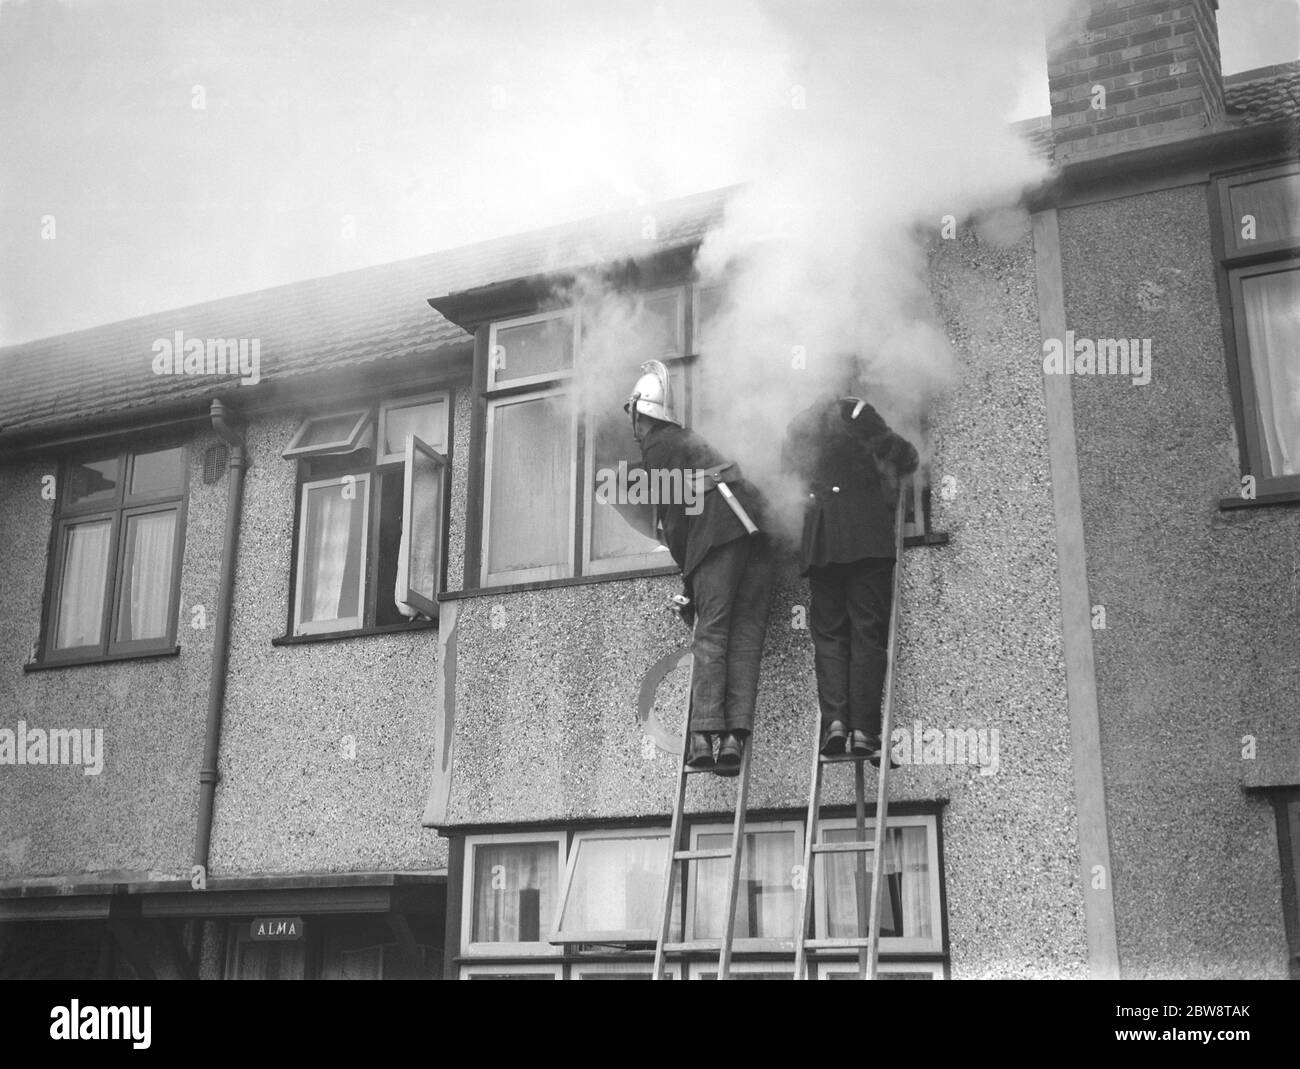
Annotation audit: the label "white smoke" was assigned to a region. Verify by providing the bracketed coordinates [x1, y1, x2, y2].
[553, 0, 1081, 541]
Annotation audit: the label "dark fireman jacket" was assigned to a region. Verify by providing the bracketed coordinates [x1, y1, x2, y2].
[783, 397, 920, 572]
[638, 421, 765, 581]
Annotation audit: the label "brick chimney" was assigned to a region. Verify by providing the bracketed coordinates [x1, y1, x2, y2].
[1048, 0, 1226, 162]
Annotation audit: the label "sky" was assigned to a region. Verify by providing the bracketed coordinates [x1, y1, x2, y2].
[0, 0, 1296, 348]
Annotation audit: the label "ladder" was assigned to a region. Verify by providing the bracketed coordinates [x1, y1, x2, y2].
[792, 478, 909, 980]
[651, 642, 754, 981]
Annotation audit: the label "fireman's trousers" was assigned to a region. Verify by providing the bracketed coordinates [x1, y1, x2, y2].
[687, 533, 775, 736]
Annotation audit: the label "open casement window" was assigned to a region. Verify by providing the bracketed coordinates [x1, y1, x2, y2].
[1216, 163, 1300, 501]
[461, 832, 565, 957]
[42, 444, 188, 663]
[685, 820, 803, 948]
[550, 828, 671, 946]
[812, 814, 943, 955]
[282, 410, 370, 459]
[286, 395, 449, 636]
[479, 287, 701, 588]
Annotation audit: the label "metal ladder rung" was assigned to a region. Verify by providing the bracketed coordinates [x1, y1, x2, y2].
[683, 764, 718, 775]
[673, 847, 732, 862]
[810, 840, 872, 855]
[820, 753, 874, 764]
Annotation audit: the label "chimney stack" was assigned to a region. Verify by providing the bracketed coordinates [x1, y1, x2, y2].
[1048, 0, 1226, 162]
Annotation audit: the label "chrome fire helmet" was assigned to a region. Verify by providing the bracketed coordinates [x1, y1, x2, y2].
[623, 359, 681, 427]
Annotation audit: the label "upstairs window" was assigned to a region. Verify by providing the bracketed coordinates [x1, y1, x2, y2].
[40, 443, 188, 663]
[1216, 163, 1300, 502]
[284, 393, 448, 637]
[478, 287, 696, 587]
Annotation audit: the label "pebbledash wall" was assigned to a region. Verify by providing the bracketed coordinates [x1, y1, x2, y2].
[0, 412, 456, 883]
[430, 224, 1093, 979]
[1062, 184, 1299, 980]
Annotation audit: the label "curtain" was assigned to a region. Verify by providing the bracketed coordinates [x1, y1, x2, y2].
[1242, 269, 1300, 477]
[54, 520, 111, 648]
[303, 482, 361, 624]
[472, 843, 558, 944]
[117, 511, 175, 641]
[693, 830, 797, 939]
[825, 826, 930, 940]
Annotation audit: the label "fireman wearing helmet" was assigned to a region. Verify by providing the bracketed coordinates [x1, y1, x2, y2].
[624, 360, 775, 777]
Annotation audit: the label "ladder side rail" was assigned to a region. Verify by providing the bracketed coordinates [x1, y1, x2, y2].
[866, 477, 910, 979]
[716, 739, 753, 980]
[653, 635, 697, 980]
[792, 718, 826, 979]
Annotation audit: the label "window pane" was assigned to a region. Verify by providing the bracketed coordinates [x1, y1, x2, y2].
[1230, 173, 1300, 247]
[589, 413, 665, 564]
[823, 826, 933, 941]
[292, 412, 367, 451]
[694, 285, 725, 352]
[114, 511, 176, 642]
[556, 834, 666, 939]
[471, 841, 559, 944]
[67, 458, 119, 505]
[54, 519, 112, 649]
[492, 314, 574, 383]
[298, 478, 368, 628]
[641, 290, 683, 359]
[692, 828, 798, 940]
[487, 396, 571, 579]
[395, 438, 444, 618]
[1241, 267, 1300, 477]
[383, 399, 447, 456]
[129, 447, 184, 496]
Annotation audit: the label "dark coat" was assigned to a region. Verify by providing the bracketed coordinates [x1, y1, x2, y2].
[638, 421, 765, 582]
[783, 398, 919, 571]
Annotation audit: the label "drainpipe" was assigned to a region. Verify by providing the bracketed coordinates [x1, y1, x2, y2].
[193, 399, 249, 890]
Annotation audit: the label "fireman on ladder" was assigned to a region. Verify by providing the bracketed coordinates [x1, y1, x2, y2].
[782, 360, 918, 766]
[624, 360, 775, 777]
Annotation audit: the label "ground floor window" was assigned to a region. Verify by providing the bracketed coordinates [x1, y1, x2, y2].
[454, 810, 945, 979]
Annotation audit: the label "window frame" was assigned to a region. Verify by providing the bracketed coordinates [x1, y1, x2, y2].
[291, 473, 372, 636]
[376, 391, 450, 465]
[812, 813, 943, 955]
[1213, 161, 1300, 504]
[283, 391, 450, 639]
[476, 285, 700, 590]
[816, 959, 944, 980]
[550, 826, 671, 946]
[460, 831, 567, 958]
[684, 818, 805, 952]
[687, 960, 796, 980]
[40, 442, 189, 665]
[480, 386, 578, 587]
[570, 959, 680, 980]
[459, 961, 563, 980]
[282, 409, 371, 459]
[486, 308, 579, 392]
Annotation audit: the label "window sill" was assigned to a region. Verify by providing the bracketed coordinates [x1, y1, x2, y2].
[441, 566, 681, 601]
[271, 620, 439, 646]
[24, 646, 181, 672]
[1219, 490, 1300, 510]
